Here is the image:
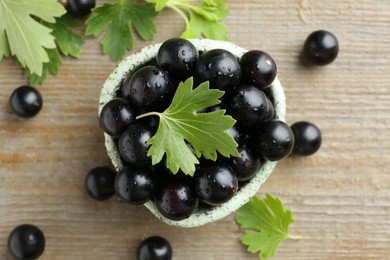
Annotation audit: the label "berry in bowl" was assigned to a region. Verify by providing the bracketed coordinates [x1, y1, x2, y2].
[99, 38, 291, 228]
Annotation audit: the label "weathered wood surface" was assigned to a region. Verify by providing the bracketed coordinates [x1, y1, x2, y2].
[1, 0, 390, 259]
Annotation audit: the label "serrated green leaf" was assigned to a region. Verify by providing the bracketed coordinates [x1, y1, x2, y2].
[47, 14, 84, 58]
[236, 194, 300, 259]
[128, 3, 158, 41]
[181, 10, 227, 40]
[24, 48, 62, 86]
[144, 78, 239, 176]
[191, 0, 228, 21]
[0, 0, 66, 75]
[0, 27, 10, 58]
[85, 1, 157, 61]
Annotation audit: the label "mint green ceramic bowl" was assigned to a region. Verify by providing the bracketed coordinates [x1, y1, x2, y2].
[99, 39, 286, 228]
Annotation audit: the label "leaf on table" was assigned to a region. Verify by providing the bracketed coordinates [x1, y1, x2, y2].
[235, 194, 301, 259]
[145, 78, 239, 176]
[191, 0, 229, 21]
[85, 1, 157, 61]
[181, 10, 227, 40]
[46, 14, 84, 58]
[147, 0, 229, 40]
[0, 27, 10, 58]
[0, 0, 66, 76]
[24, 48, 62, 86]
[146, 0, 169, 12]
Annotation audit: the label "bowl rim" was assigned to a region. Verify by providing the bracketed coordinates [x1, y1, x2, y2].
[99, 39, 286, 228]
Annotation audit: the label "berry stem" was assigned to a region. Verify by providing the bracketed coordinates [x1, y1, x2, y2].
[136, 111, 161, 120]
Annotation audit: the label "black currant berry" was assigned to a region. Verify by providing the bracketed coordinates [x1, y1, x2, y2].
[137, 236, 173, 260]
[8, 224, 45, 260]
[228, 85, 269, 126]
[240, 50, 277, 89]
[115, 167, 156, 204]
[291, 121, 322, 156]
[155, 178, 198, 221]
[157, 38, 198, 82]
[303, 30, 339, 65]
[9, 86, 43, 118]
[65, 0, 96, 17]
[195, 49, 241, 92]
[118, 124, 153, 168]
[256, 120, 295, 161]
[85, 167, 116, 200]
[230, 144, 261, 182]
[129, 66, 175, 111]
[99, 98, 136, 138]
[194, 162, 238, 205]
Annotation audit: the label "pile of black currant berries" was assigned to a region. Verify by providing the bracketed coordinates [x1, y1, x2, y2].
[99, 38, 295, 221]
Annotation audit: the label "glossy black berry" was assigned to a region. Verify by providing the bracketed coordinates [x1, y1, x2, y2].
[8, 224, 45, 260]
[115, 167, 156, 204]
[194, 162, 238, 205]
[9, 86, 43, 118]
[228, 85, 268, 126]
[129, 66, 175, 111]
[66, 0, 95, 17]
[291, 121, 322, 156]
[85, 167, 116, 200]
[230, 144, 260, 182]
[256, 120, 295, 161]
[195, 49, 241, 92]
[118, 124, 153, 168]
[99, 98, 136, 138]
[263, 97, 275, 121]
[303, 30, 339, 65]
[155, 178, 198, 221]
[240, 50, 277, 89]
[157, 38, 198, 82]
[137, 236, 173, 260]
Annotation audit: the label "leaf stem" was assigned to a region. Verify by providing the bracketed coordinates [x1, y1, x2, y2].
[166, 3, 190, 26]
[136, 111, 161, 120]
[288, 233, 301, 240]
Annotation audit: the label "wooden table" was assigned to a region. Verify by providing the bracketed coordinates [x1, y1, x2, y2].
[1, 0, 389, 259]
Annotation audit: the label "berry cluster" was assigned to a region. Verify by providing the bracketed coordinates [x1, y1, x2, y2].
[99, 38, 295, 221]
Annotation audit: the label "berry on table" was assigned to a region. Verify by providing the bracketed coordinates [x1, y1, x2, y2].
[85, 167, 116, 200]
[9, 86, 43, 118]
[64, 0, 96, 17]
[136, 236, 172, 260]
[291, 121, 322, 156]
[303, 30, 339, 65]
[8, 224, 45, 260]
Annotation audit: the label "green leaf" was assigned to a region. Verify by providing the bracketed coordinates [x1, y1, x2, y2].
[24, 48, 62, 86]
[47, 14, 84, 58]
[235, 194, 301, 259]
[181, 10, 227, 40]
[0, 0, 66, 76]
[146, 0, 169, 12]
[85, 1, 157, 61]
[148, 0, 229, 40]
[191, 0, 228, 21]
[144, 78, 239, 176]
[0, 27, 10, 58]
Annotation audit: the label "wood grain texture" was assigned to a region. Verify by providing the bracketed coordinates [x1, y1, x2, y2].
[1, 0, 390, 259]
